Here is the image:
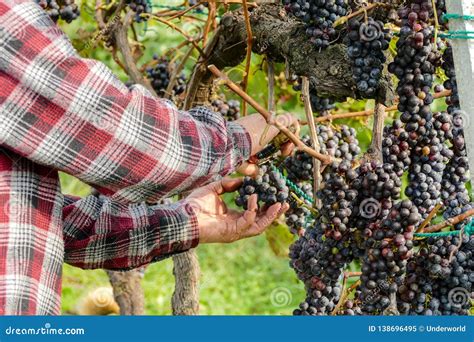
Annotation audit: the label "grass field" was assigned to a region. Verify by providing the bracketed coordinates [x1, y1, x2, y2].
[62, 237, 305, 315]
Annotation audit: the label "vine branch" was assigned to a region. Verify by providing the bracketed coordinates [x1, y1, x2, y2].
[208, 64, 334, 164]
[113, 9, 158, 96]
[241, 0, 253, 116]
[165, 46, 195, 99]
[422, 208, 474, 233]
[301, 77, 322, 207]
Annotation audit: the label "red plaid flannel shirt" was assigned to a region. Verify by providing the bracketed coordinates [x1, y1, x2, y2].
[0, 0, 251, 315]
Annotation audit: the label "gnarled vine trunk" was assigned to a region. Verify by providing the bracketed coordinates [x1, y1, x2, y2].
[171, 250, 201, 315]
[185, 3, 395, 110]
[106, 269, 145, 315]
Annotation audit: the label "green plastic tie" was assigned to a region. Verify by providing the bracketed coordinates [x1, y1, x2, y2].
[439, 31, 474, 40]
[414, 218, 474, 238]
[442, 13, 474, 22]
[270, 165, 314, 205]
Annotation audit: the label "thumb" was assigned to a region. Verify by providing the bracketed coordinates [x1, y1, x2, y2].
[211, 177, 244, 195]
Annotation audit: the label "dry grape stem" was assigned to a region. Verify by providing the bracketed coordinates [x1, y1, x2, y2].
[307, 90, 452, 124]
[423, 208, 474, 233]
[301, 77, 322, 206]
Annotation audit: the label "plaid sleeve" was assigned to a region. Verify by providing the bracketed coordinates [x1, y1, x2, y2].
[0, 0, 251, 205]
[62, 194, 199, 270]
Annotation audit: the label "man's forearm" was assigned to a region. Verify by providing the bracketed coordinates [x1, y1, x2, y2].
[0, 0, 251, 204]
[62, 194, 199, 270]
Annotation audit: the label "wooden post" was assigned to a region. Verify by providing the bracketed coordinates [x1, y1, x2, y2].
[446, 1, 474, 185]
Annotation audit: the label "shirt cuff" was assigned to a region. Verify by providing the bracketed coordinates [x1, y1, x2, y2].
[226, 121, 252, 165]
[148, 200, 200, 264]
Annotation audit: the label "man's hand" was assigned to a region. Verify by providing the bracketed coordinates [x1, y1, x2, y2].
[186, 177, 290, 243]
[236, 113, 299, 176]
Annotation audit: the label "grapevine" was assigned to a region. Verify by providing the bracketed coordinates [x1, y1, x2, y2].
[51, 0, 474, 316]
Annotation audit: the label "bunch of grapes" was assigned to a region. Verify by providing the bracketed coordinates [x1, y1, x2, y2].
[35, 0, 80, 23]
[345, 18, 391, 98]
[284, 125, 360, 181]
[126, 0, 151, 22]
[211, 97, 241, 121]
[389, 13, 437, 137]
[317, 161, 358, 236]
[310, 93, 336, 113]
[399, 233, 473, 315]
[282, 0, 348, 49]
[291, 223, 355, 315]
[382, 120, 411, 177]
[235, 164, 316, 235]
[350, 161, 402, 231]
[440, 46, 473, 221]
[145, 56, 187, 97]
[356, 201, 419, 314]
[388, 1, 448, 219]
[235, 164, 289, 209]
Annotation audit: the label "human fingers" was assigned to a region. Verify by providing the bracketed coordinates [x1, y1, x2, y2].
[236, 162, 259, 177]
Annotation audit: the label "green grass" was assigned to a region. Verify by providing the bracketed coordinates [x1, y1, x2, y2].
[60, 174, 305, 315]
[62, 236, 305, 315]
